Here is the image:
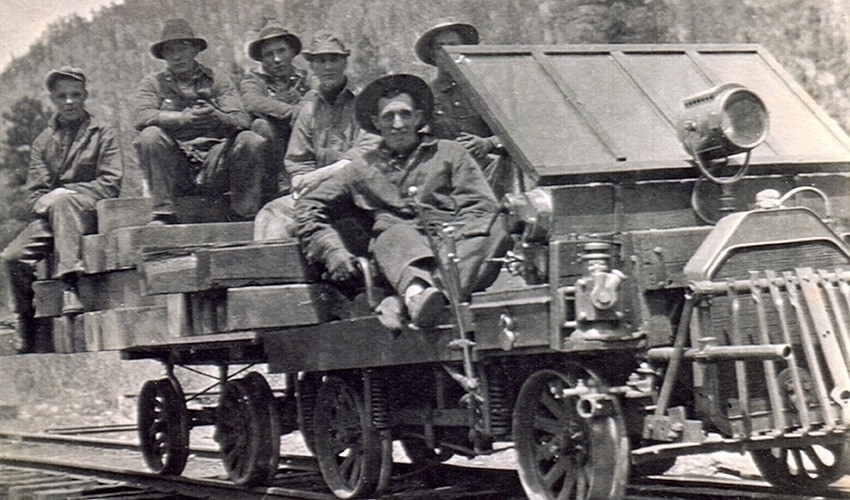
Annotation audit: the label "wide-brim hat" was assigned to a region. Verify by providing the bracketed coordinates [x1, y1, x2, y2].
[355, 74, 434, 135]
[302, 32, 350, 61]
[150, 18, 208, 59]
[248, 19, 302, 61]
[45, 66, 86, 91]
[414, 19, 479, 66]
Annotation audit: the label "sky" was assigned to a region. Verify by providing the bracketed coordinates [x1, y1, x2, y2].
[0, 0, 123, 71]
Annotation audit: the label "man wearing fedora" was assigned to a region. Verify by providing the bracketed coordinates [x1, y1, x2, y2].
[295, 74, 510, 329]
[241, 18, 310, 202]
[253, 31, 378, 240]
[1, 66, 123, 352]
[133, 18, 266, 224]
[415, 19, 524, 200]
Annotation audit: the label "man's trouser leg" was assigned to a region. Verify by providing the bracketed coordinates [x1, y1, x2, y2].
[134, 126, 195, 220]
[50, 191, 97, 279]
[1, 219, 52, 353]
[227, 130, 267, 219]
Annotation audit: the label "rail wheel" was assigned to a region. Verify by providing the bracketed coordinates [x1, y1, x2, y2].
[138, 377, 189, 475]
[297, 371, 322, 455]
[513, 366, 629, 500]
[313, 375, 385, 499]
[750, 439, 850, 492]
[215, 374, 278, 486]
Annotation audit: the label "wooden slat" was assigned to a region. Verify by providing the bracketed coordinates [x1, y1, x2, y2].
[140, 240, 318, 295]
[226, 284, 346, 331]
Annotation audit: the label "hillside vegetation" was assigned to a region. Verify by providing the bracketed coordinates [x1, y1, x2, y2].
[0, 0, 849, 196]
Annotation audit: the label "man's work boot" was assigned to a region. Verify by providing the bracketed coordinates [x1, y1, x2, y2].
[405, 286, 447, 329]
[62, 284, 84, 315]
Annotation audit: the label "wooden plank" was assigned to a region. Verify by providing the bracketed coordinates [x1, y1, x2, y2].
[225, 284, 347, 331]
[96, 197, 152, 234]
[52, 315, 85, 353]
[82, 234, 106, 274]
[106, 221, 253, 270]
[96, 195, 231, 233]
[263, 317, 463, 373]
[140, 240, 318, 295]
[98, 306, 173, 350]
[33, 280, 62, 318]
[206, 241, 318, 287]
[79, 270, 162, 311]
[140, 249, 206, 294]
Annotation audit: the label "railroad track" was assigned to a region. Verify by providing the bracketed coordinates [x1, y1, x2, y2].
[0, 430, 848, 499]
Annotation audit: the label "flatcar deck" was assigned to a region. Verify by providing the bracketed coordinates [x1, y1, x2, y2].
[120, 331, 265, 365]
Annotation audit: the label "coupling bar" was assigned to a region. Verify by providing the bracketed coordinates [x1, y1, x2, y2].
[646, 343, 791, 363]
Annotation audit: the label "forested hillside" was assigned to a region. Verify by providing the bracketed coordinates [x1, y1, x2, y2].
[0, 0, 849, 196]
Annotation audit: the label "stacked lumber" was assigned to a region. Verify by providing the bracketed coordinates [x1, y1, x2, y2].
[32, 195, 346, 352]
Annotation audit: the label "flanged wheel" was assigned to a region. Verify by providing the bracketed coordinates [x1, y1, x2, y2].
[513, 366, 629, 500]
[297, 371, 323, 455]
[138, 378, 189, 475]
[313, 375, 385, 499]
[751, 439, 850, 492]
[216, 374, 279, 486]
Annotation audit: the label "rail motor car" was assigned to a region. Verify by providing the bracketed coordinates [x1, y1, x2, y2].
[120, 44, 850, 499]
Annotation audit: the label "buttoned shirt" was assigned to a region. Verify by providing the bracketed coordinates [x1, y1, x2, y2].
[297, 136, 497, 263]
[285, 78, 380, 177]
[132, 63, 250, 141]
[25, 112, 123, 212]
[430, 73, 493, 141]
[240, 68, 310, 122]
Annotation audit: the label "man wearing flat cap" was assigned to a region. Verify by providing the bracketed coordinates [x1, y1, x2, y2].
[415, 19, 523, 199]
[296, 74, 510, 329]
[253, 31, 378, 240]
[1, 66, 123, 352]
[240, 18, 310, 203]
[132, 18, 266, 224]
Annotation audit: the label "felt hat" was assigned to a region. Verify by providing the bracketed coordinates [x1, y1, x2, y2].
[150, 18, 208, 59]
[45, 66, 86, 91]
[355, 74, 434, 135]
[247, 19, 302, 61]
[414, 18, 479, 66]
[302, 32, 350, 61]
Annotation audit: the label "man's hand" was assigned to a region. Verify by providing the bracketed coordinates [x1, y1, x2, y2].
[181, 101, 219, 127]
[457, 132, 494, 158]
[33, 187, 76, 216]
[291, 159, 350, 199]
[325, 249, 360, 282]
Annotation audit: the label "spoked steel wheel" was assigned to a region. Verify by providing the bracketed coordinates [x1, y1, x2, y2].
[751, 439, 850, 492]
[216, 374, 279, 486]
[138, 378, 189, 475]
[513, 366, 629, 500]
[297, 371, 323, 455]
[313, 375, 387, 499]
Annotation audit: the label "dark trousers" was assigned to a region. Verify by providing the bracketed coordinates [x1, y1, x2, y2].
[371, 215, 511, 300]
[251, 117, 291, 198]
[134, 126, 267, 219]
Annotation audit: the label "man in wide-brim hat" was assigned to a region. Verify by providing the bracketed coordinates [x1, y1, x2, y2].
[414, 19, 520, 200]
[253, 31, 379, 241]
[149, 18, 208, 60]
[414, 19, 478, 66]
[296, 73, 511, 330]
[241, 19, 310, 207]
[132, 18, 267, 225]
